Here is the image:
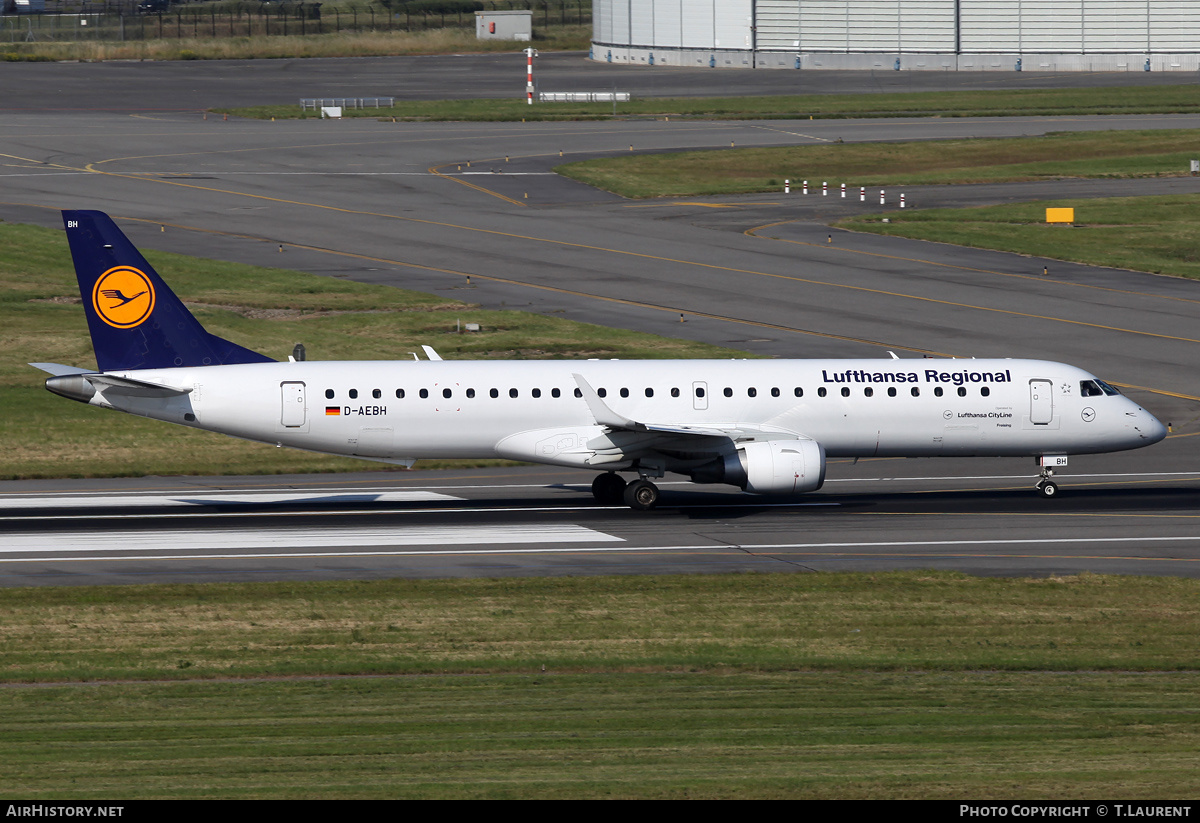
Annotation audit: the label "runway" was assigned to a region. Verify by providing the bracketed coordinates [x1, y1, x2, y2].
[4, 448, 1200, 585]
[2, 55, 1199, 584]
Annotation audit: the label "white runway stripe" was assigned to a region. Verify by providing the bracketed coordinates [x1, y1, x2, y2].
[1, 524, 622, 555]
[0, 491, 461, 510]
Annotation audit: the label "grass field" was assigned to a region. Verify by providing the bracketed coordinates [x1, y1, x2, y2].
[835, 194, 1200, 280]
[0, 220, 744, 479]
[223, 84, 1200, 122]
[0, 23, 592, 62]
[556, 128, 1200, 197]
[2, 572, 1199, 798]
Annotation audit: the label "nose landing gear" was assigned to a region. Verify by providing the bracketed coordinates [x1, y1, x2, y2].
[1035, 466, 1059, 498]
[1036, 477, 1059, 498]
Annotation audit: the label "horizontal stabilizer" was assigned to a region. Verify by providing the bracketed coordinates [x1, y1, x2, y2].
[85, 374, 192, 397]
[29, 362, 96, 377]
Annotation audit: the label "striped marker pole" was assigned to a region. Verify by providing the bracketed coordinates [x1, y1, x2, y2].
[803, 180, 808, 194]
[822, 181, 828, 196]
[900, 193, 906, 208]
[880, 189, 886, 205]
[859, 186, 865, 201]
[526, 48, 534, 105]
[840, 182, 846, 198]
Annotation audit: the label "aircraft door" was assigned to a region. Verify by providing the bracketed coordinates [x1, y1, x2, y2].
[280, 381, 306, 427]
[693, 381, 708, 410]
[1029, 379, 1053, 425]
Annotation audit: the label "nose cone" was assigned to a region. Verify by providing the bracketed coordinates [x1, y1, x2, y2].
[1134, 407, 1168, 446]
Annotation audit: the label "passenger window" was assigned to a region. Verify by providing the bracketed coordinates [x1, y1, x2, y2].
[645, 388, 654, 398]
[419, 389, 429, 399]
[490, 388, 499, 398]
[443, 388, 452, 399]
[620, 388, 629, 398]
[794, 387, 803, 397]
[695, 387, 705, 397]
[325, 389, 335, 399]
[349, 389, 358, 400]
[372, 389, 381, 399]
[841, 387, 850, 397]
[723, 387, 733, 398]
[864, 387, 873, 397]
[574, 388, 583, 398]
[395, 389, 405, 399]
[532, 388, 541, 398]
[597, 388, 607, 398]
[552, 388, 561, 398]
[957, 387, 967, 397]
[771, 387, 780, 397]
[911, 387, 919, 397]
[934, 387, 943, 397]
[509, 388, 519, 398]
[981, 386, 990, 397]
[748, 387, 757, 398]
[888, 387, 897, 397]
[671, 388, 680, 397]
[817, 387, 827, 397]
[466, 388, 475, 398]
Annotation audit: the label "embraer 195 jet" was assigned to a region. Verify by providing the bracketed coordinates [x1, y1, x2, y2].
[33, 211, 1166, 510]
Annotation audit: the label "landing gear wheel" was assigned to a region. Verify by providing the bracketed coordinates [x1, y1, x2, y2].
[1036, 480, 1059, 499]
[591, 472, 627, 505]
[623, 479, 660, 511]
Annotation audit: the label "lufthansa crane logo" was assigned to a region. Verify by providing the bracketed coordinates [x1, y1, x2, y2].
[92, 266, 155, 329]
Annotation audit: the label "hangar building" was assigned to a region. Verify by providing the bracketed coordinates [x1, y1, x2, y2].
[590, 1, 1200, 71]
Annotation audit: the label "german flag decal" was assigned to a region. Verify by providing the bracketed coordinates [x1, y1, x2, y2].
[325, 406, 341, 416]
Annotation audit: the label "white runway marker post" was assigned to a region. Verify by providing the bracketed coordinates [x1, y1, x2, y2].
[525, 47, 536, 105]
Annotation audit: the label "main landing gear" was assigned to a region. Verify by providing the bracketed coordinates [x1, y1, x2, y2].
[591, 472, 660, 510]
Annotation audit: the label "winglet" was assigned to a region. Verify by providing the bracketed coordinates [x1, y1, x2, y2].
[62, 210, 275, 372]
[571, 373, 647, 431]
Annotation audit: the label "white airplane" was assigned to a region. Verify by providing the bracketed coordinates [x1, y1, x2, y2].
[33, 210, 1166, 509]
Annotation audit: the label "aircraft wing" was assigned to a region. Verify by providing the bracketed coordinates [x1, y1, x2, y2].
[571, 373, 775, 441]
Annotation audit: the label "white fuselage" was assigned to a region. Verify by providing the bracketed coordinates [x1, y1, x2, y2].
[85, 358, 1166, 481]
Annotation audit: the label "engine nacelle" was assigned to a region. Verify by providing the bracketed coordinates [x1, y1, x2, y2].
[723, 439, 827, 495]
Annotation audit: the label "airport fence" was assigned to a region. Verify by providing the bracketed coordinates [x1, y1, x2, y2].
[0, 1, 590, 43]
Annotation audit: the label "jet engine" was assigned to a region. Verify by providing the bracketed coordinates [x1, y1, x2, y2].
[689, 439, 826, 495]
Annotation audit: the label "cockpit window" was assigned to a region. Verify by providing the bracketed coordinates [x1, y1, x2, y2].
[1082, 379, 1122, 397]
[1096, 380, 1121, 396]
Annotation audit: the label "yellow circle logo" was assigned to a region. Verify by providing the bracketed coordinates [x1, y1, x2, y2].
[92, 266, 155, 329]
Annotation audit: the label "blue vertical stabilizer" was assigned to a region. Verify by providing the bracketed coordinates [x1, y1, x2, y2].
[62, 210, 275, 372]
